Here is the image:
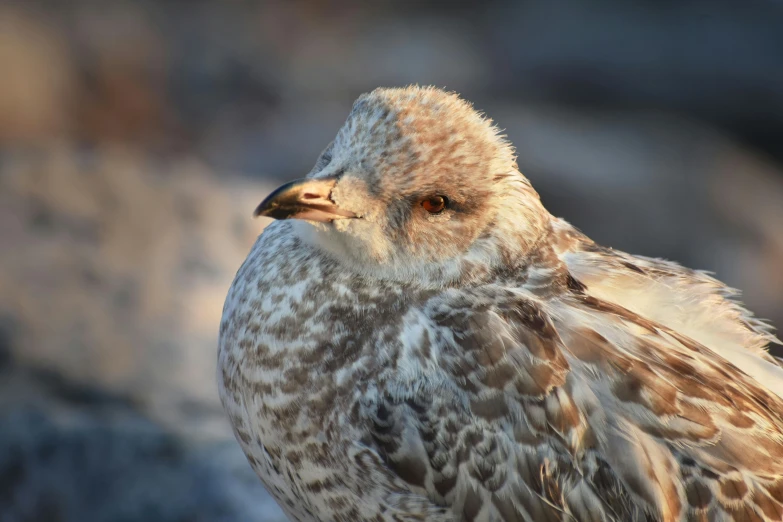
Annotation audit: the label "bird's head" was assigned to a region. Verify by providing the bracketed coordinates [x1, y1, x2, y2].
[255, 86, 550, 285]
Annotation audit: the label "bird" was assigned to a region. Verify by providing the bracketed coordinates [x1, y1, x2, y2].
[217, 86, 783, 522]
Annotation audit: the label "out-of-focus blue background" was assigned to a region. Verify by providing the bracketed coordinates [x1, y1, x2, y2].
[1, 1, 782, 521]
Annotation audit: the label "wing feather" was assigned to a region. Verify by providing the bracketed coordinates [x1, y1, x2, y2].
[550, 218, 781, 369]
[367, 285, 783, 522]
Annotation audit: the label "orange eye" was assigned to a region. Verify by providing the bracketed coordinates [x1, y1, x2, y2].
[421, 195, 447, 214]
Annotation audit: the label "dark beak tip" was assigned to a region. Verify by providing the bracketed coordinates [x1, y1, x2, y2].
[252, 205, 282, 220]
[252, 203, 267, 218]
[252, 193, 283, 218]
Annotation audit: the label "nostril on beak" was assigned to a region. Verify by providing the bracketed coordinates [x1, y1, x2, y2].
[302, 192, 321, 200]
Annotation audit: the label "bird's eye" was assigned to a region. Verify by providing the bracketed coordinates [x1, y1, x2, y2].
[421, 195, 448, 214]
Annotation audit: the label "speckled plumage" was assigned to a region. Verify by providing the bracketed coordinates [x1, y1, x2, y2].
[218, 86, 783, 522]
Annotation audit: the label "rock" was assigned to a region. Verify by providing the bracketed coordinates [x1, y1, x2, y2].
[0, 148, 287, 521]
[0, 361, 284, 522]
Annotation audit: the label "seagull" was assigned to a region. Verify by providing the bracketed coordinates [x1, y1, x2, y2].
[218, 86, 783, 522]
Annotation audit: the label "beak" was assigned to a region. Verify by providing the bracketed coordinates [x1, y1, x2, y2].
[253, 177, 356, 222]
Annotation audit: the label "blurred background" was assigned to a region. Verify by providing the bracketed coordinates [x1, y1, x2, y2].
[1, 1, 782, 520]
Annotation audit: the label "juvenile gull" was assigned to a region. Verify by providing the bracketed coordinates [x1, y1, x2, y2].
[218, 86, 783, 522]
